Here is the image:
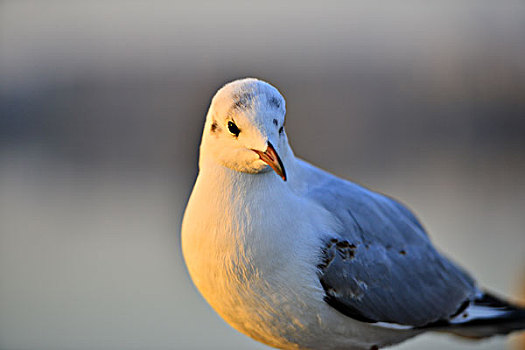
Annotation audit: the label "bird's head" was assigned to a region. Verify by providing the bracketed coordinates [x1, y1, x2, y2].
[200, 78, 288, 181]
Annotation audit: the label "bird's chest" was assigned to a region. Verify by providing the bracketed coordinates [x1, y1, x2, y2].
[182, 187, 325, 344]
[185, 193, 300, 301]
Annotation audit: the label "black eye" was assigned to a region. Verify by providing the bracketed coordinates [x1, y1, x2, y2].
[279, 126, 284, 134]
[228, 121, 240, 136]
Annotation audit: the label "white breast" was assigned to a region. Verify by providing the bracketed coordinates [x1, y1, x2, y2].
[182, 163, 416, 349]
[182, 164, 335, 346]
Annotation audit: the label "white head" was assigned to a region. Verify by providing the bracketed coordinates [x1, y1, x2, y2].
[200, 78, 289, 181]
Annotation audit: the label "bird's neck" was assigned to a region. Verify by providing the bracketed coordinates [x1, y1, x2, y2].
[197, 154, 300, 209]
[198, 157, 288, 194]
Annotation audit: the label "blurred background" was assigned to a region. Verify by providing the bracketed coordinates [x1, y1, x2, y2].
[1, 1, 525, 349]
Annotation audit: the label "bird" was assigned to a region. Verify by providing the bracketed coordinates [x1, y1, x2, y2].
[181, 78, 525, 349]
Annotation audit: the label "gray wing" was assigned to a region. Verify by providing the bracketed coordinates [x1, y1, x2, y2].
[301, 160, 477, 327]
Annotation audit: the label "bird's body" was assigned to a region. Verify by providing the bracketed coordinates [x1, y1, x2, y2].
[183, 155, 419, 349]
[182, 78, 525, 349]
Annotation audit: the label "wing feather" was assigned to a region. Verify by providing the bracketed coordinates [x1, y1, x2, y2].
[299, 159, 477, 327]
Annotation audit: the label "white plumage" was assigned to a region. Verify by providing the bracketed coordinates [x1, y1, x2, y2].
[182, 78, 525, 349]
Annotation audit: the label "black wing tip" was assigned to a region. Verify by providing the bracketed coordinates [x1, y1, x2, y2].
[421, 292, 525, 337]
[476, 291, 520, 309]
[465, 292, 525, 334]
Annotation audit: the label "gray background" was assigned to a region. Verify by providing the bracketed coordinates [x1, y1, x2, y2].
[1, 1, 524, 349]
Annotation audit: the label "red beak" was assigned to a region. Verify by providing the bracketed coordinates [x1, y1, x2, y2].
[252, 142, 287, 181]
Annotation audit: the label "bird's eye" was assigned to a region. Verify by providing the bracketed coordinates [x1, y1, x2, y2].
[279, 126, 284, 134]
[228, 121, 240, 136]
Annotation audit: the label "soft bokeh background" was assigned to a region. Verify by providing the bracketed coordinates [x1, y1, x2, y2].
[1, 1, 524, 349]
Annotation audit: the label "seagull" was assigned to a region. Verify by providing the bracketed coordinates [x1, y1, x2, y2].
[181, 78, 525, 349]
